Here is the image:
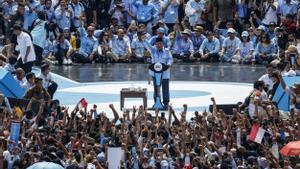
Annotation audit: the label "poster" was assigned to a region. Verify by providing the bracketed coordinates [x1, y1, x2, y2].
[9, 121, 21, 150]
[108, 147, 125, 169]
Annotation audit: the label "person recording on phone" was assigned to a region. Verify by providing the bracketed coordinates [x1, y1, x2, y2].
[143, 36, 173, 109]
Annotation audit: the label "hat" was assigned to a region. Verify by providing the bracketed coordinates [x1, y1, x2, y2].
[287, 45, 298, 53]
[157, 27, 165, 33]
[155, 37, 163, 43]
[63, 27, 70, 32]
[182, 29, 191, 35]
[241, 31, 249, 37]
[34, 77, 43, 83]
[257, 25, 265, 31]
[194, 26, 203, 31]
[269, 22, 276, 26]
[97, 152, 105, 163]
[227, 28, 236, 33]
[160, 160, 169, 167]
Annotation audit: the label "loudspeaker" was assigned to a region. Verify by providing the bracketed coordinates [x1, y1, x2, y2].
[0, 70, 25, 98]
[209, 104, 239, 115]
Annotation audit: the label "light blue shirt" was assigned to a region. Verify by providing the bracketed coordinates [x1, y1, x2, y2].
[31, 19, 47, 48]
[53, 39, 71, 53]
[23, 10, 38, 30]
[55, 6, 71, 29]
[78, 27, 98, 57]
[278, 1, 298, 16]
[199, 37, 220, 55]
[69, 2, 84, 28]
[172, 33, 194, 54]
[191, 33, 206, 51]
[41, 6, 56, 22]
[254, 42, 276, 57]
[133, 0, 159, 22]
[144, 41, 173, 79]
[2, 2, 17, 17]
[239, 42, 254, 58]
[236, 0, 247, 18]
[124, 0, 137, 24]
[185, 0, 205, 26]
[149, 35, 171, 49]
[222, 37, 241, 57]
[43, 40, 54, 56]
[109, 35, 131, 56]
[162, 0, 179, 24]
[131, 38, 146, 58]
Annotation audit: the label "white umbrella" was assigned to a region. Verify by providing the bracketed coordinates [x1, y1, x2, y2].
[27, 162, 64, 169]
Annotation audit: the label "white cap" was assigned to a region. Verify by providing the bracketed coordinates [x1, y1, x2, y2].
[227, 28, 236, 33]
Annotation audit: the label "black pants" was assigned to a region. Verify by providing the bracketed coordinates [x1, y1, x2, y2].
[201, 53, 220, 62]
[48, 82, 58, 99]
[72, 53, 91, 63]
[173, 53, 195, 62]
[34, 44, 43, 66]
[15, 59, 34, 74]
[153, 77, 169, 106]
[54, 47, 68, 65]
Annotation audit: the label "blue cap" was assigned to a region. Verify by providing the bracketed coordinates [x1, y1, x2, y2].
[157, 27, 165, 33]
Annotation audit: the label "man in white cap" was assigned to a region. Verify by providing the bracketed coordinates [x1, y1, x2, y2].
[219, 28, 241, 62]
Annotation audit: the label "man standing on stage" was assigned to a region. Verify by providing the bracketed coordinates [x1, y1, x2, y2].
[143, 37, 173, 109]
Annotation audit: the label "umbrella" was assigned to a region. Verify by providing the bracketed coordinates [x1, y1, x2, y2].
[27, 162, 64, 169]
[280, 141, 300, 156]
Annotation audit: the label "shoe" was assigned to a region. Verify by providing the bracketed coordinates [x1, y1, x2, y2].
[67, 59, 73, 65]
[63, 59, 68, 65]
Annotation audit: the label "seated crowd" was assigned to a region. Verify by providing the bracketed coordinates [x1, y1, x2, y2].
[0, 0, 299, 67]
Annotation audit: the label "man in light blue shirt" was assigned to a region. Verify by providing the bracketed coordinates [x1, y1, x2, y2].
[148, 27, 171, 49]
[172, 29, 196, 62]
[278, 0, 298, 17]
[69, 0, 85, 29]
[143, 37, 173, 107]
[131, 31, 148, 62]
[72, 25, 98, 63]
[54, 0, 72, 31]
[162, 0, 179, 30]
[199, 31, 220, 62]
[220, 28, 241, 62]
[107, 28, 132, 62]
[133, 0, 159, 33]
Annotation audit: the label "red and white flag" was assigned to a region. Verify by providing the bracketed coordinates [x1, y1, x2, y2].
[79, 98, 88, 108]
[249, 124, 265, 144]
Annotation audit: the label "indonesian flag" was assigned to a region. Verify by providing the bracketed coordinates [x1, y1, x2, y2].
[249, 124, 265, 144]
[79, 98, 88, 108]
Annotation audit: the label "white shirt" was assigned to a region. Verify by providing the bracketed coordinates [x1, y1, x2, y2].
[15, 32, 36, 63]
[281, 69, 297, 77]
[2, 64, 15, 73]
[262, 2, 278, 25]
[38, 73, 53, 89]
[259, 74, 274, 90]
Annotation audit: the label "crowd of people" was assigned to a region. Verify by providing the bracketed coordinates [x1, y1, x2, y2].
[0, 66, 300, 168]
[0, 0, 300, 169]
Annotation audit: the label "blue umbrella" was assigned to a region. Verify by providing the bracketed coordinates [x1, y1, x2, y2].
[27, 162, 64, 169]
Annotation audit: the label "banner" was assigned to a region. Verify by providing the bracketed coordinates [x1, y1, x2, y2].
[108, 147, 124, 169]
[9, 121, 21, 150]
